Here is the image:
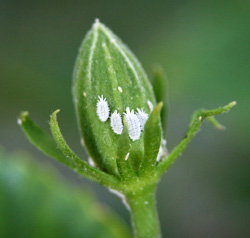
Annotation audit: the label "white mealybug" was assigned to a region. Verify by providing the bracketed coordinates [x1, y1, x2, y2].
[136, 108, 148, 131]
[124, 107, 141, 141]
[96, 95, 110, 122]
[147, 100, 154, 112]
[110, 110, 123, 134]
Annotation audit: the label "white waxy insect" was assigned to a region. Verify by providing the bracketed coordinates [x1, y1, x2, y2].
[124, 107, 141, 141]
[147, 100, 154, 112]
[110, 110, 123, 134]
[96, 95, 110, 122]
[136, 108, 148, 131]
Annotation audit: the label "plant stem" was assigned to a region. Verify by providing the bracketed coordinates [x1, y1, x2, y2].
[125, 183, 161, 238]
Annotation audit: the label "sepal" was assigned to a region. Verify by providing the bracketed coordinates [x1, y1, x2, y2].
[152, 65, 168, 134]
[116, 120, 136, 182]
[139, 102, 163, 176]
[50, 110, 121, 187]
[155, 101, 236, 177]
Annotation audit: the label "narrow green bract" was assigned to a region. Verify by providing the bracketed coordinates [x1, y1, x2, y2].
[72, 20, 156, 175]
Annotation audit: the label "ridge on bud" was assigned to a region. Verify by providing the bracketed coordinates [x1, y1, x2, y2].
[72, 20, 157, 175]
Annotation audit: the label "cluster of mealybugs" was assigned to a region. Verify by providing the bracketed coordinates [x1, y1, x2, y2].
[96, 95, 150, 141]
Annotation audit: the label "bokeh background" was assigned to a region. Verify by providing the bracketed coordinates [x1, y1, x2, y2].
[1, 0, 249, 237]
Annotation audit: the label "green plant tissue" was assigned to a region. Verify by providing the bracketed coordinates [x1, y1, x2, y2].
[0, 149, 131, 238]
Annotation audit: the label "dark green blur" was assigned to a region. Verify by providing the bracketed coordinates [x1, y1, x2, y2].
[0, 150, 131, 238]
[0, 1, 249, 237]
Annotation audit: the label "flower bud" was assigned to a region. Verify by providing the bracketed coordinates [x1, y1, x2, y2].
[72, 20, 156, 175]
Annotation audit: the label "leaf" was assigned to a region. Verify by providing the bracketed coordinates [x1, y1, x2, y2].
[0, 150, 131, 238]
[139, 103, 163, 176]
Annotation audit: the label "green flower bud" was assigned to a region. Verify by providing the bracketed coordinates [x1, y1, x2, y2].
[72, 19, 157, 175]
[18, 18, 236, 238]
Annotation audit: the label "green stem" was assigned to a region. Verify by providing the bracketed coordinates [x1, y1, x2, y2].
[125, 184, 161, 238]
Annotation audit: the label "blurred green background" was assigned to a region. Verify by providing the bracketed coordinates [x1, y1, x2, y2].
[1, 0, 249, 237]
[0, 150, 131, 238]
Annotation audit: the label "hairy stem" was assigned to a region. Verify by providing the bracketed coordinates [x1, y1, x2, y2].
[125, 184, 161, 238]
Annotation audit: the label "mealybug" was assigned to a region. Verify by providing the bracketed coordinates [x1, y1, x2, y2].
[110, 110, 123, 134]
[124, 107, 141, 141]
[136, 108, 148, 131]
[96, 95, 110, 122]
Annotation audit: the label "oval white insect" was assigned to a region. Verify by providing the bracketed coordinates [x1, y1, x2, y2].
[124, 107, 141, 141]
[96, 95, 110, 122]
[110, 110, 123, 134]
[136, 108, 148, 131]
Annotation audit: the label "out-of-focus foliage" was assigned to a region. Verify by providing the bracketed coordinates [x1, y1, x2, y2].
[0, 149, 131, 238]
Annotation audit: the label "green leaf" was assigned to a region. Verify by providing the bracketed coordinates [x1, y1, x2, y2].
[152, 65, 168, 135]
[139, 103, 163, 176]
[116, 120, 136, 181]
[155, 101, 236, 177]
[50, 110, 121, 188]
[0, 150, 131, 238]
[72, 20, 156, 176]
[18, 111, 75, 168]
